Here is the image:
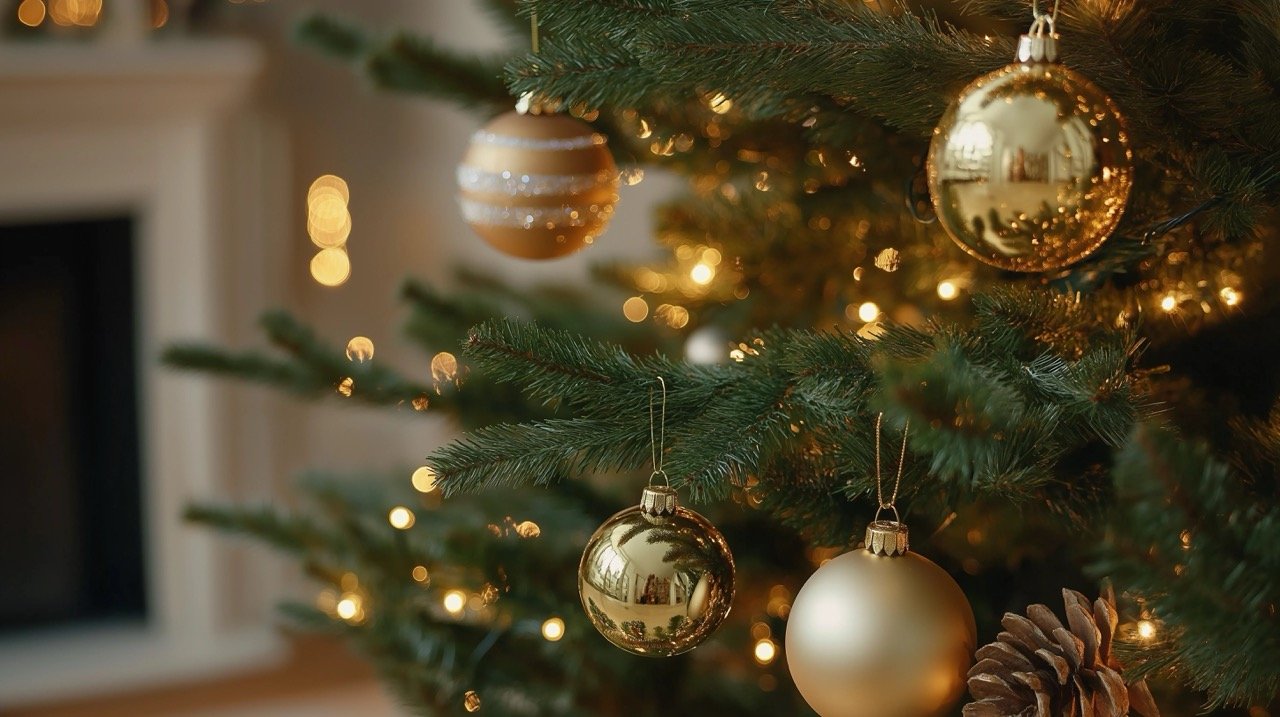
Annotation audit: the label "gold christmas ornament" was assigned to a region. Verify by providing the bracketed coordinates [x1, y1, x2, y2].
[786, 520, 977, 717]
[927, 9, 1132, 273]
[457, 107, 619, 260]
[578, 483, 735, 656]
[786, 415, 976, 717]
[578, 377, 735, 656]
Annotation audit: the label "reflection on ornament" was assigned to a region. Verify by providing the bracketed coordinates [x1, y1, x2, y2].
[928, 33, 1132, 272]
[457, 110, 618, 259]
[579, 485, 735, 656]
[463, 690, 481, 712]
[786, 521, 975, 717]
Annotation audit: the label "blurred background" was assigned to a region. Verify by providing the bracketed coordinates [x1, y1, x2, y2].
[0, 1, 673, 714]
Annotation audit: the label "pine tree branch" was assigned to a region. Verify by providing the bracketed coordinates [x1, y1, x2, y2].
[295, 14, 512, 115]
[1096, 423, 1280, 708]
[429, 291, 1146, 536]
[162, 310, 438, 410]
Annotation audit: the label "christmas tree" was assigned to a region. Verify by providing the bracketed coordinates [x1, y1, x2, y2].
[169, 1, 1280, 715]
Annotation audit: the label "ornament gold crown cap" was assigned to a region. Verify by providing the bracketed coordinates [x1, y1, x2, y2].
[640, 485, 678, 516]
[864, 520, 910, 557]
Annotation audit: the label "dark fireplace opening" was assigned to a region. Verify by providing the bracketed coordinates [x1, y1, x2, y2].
[0, 216, 147, 634]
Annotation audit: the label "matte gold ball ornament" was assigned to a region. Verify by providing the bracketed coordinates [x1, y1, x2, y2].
[787, 520, 977, 717]
[787, 414, 976, 717]
[927, 13, 1133, 272]
[456, 101, 619, 260]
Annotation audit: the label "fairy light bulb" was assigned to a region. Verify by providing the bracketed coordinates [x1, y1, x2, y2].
[857, 302, 880, 322]
[411, 466, 438, 493]
[443, 590, 467, 615]
[754, 638, 777, 665]
[937, 280, 960, 301]
[1136, 619, 1157, 640]
[388, 506, 416, 530]
[541, 617, 565, 641]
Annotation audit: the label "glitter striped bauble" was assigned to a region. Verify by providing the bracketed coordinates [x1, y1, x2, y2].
[457, 110, 618, 260]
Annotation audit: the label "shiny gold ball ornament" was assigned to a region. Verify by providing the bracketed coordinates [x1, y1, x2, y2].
[927, 30, 1133, 272]
[578, 485, 735, 656]
[786, 521, 976, 717]
[457, 107, 619, 259]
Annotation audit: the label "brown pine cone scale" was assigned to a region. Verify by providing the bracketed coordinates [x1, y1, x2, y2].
[962, 589, 1161, 717]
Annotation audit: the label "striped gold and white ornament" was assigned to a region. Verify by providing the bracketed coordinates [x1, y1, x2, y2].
[456, 108, 618, 260]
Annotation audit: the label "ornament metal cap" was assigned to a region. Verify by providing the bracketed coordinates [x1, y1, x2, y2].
[1016, 33, 1059, 63]
[864, 520, 910, 557]
[640, 485, 678, 516]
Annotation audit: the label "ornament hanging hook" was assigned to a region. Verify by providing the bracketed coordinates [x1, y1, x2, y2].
[648, 376, 669, 487]
[530, 5, 539, 54]
[872, 412, 910, 524]
[1029, 0, 1061, 37]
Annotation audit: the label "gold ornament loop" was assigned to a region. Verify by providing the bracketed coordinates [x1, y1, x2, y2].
[873, 412, 910, 518]
[873, 503, 901, 525]
[1029, 0, 1060, 35]
[648, 376, 669, 486]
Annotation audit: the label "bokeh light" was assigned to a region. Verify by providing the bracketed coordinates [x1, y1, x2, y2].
[17, 0, 46, 26]
[412, 466, 438, 493]
[541, 617, 565, 641]
[443, 590, 467, 615]
[346, 336, 374, 362]
[622, 296, 649, 322]
[753, 638, 777, 665]
[431, 352, 459, 383]
[388, 506, 416, 530]
[310, 248, 351, 287]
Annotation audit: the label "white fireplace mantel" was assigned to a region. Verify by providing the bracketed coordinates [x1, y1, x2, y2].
[0, 37, 296, 707]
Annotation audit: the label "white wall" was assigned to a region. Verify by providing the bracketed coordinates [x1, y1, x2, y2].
[229, 0, 676, 477]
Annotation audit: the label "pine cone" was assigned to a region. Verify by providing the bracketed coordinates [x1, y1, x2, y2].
[963, 589, 1161, 717]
